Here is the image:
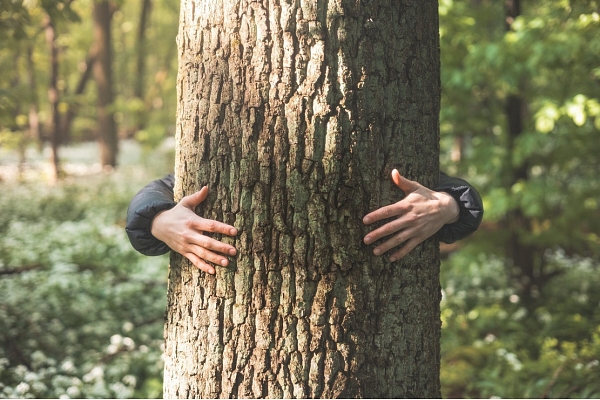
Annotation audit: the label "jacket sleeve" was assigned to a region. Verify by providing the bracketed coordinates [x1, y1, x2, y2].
[434, 172, 484, 244]
[126, 174, 176, 256]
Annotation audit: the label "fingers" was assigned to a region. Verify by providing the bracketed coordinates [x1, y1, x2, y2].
[371, 227, 416, 256]
[183, 231, 237, 257]
[362, 169, 431, 261]
[363, 202, 410, 225]
[368, 227, 423, 262]
[184, 252, 216, 275]
[189, 243, 231, 267]
[181, 186, 209, 209]
[192, 217, 238, 236]
[391, 169, 420, 194]
[179, 226, 237, 274]
[181, 188, 238, 236]
[388, 238, 420, 262]
[364, 217, 409, 245]
[181, 239, 234, 275]
[363, 170, 418, 225]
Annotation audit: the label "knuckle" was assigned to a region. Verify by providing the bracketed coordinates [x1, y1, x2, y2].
[394, 232, 405, 244]
[181, 231, 193, 243]
[206, 220, 216, 231]
[386, 221, 400, 235]
[197, 236, 209, 248]
[196, 247, 207, 258]
[403, 210, 418, 223]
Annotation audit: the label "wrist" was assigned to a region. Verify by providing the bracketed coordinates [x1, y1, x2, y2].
[437, 192, 460, 224]
[150, 210, 169, 241]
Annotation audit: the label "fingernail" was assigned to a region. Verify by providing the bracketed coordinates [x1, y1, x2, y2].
[220, 259, 228, 266]
[363, 217, 371, 224]
[228, 248, 237, 256]
[389, 256, 397, 262]
[374, 248, 381, 256]
[364, 236, 372, 244]
[230, 228, 238, 235]
[208, 268, 215, 274]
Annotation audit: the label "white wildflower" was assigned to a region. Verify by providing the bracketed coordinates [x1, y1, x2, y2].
[122, 337, 135, 350]
[61, 360, 75, 373]
[16, 382, 30, 394]
[122, 375, 137, 387]
[107, 344, 119, 354]
[83, 366, 104, 383]
[122, 321, 134, 332]
[110, 334, 123, 345]
[66, 386, 81, 398]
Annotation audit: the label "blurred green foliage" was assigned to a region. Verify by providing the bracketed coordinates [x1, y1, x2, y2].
[0, 0, 178, 153]
[440, 0, 600, 261]
[0, 169, 167, 398]
[440, 249, 600, 398]
[439, 0, 600, 397]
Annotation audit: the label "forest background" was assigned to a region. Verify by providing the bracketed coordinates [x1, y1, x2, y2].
[1, 0, 599, 398]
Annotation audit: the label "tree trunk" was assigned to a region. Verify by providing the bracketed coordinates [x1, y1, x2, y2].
[92, 0, 118, 167]
[134, 0, 152, 131]
[26, 45, 42, 153]
[44, 13, 61, 183]
[502, 0, 547, 306]
[164, 1, 441, 398]
[61, 52, 97, 144]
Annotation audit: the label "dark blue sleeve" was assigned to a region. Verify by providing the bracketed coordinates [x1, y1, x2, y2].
[434, 172, 484, 244]
[125, 174, 176, 256]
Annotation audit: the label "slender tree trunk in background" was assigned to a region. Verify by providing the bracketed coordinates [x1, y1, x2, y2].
[61, 52, 96, 144]
[164, 0, 441, 398]
[9, 52, 27, 176]
[503, 0, 546, 307]
[93, 0, 118, 168]
[26, 45, 42, 153]
[44, 14, 61, 183]
[134, 0, 152, 131]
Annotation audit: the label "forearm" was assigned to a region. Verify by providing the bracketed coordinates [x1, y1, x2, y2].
[434, 172, 484, 243]
[125, 174, 176, 256]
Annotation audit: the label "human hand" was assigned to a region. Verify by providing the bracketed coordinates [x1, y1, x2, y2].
[363, 169, 460, 262]
[151, 186, 238, 274]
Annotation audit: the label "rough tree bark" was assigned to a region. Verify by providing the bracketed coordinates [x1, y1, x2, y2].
[164, 0, 441, 398]
[92, 0, 118, 167]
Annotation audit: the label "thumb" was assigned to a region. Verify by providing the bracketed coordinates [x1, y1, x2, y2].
[180, 186, 209, 209]
[391, 169, 420, 194]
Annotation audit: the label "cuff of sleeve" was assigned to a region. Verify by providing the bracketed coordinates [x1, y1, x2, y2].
[126, 201, 176, 256]
[435, 186, 483, 244]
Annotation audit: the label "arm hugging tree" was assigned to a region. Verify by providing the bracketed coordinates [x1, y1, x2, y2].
[165, 0, 442, 397]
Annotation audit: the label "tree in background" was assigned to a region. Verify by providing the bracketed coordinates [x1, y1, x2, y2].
[164, 0, 441, 397]
[0, 0, 179, 175]
[133, 0, 152, 132]
[43, 6, 63, 181]
[438, 0, 600, 397]
[92, 0, 118, 168]
[440, 0, 600, 305]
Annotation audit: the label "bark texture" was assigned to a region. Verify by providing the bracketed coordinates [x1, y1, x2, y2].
[165, 0, 441, 398]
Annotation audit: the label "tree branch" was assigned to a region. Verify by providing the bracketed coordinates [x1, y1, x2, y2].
[0, 265, 45, 276]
